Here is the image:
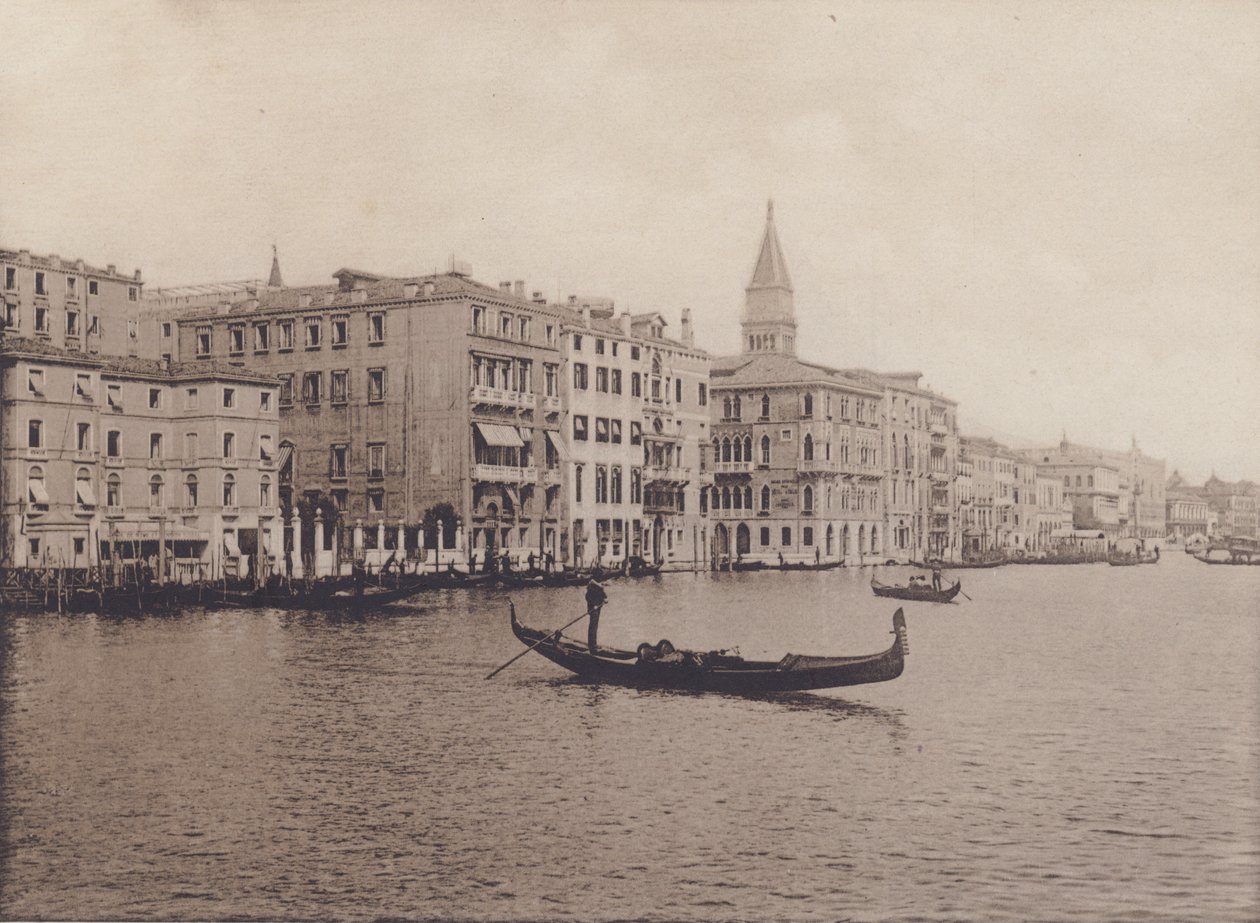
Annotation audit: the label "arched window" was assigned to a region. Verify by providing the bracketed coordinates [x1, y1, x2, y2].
[711, 437, 720, 463]
[185, 474, 199, 507]
[150, 474, 165, 509]
[574, 464, 583, 503]
[721, 486, 731, 509]
[760, 435, 770, 465]
[803, 433, 814, 461]
[760, 485, 770, 511]
[803, 393, 813, 417]
[723, 396, 732, 419]
[27, 465, 49, 510]
[610, 466, 622, 504]
[721, 437, 732, 463]
[651, 354, 662, 375]
[732, 437, 742, 463]
[743, 435, 752, 461]
[803, 485, 814, 512]
[904, 435, 911, 469]
[732, 395, 742, 419]
[711, 486, 720, 509]
[221, 473, 235, 507]
[75, 467, 95, 509]
[595, 465, 608, 503]
[260, 475, 272, 508]
[733, 487, 743, 510]
[744, 486, 753, 509]
[761, 394, 770, 418]
[107, 473, 121, 507]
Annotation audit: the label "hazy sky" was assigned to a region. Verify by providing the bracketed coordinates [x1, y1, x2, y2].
[2, 1, 1256, 483]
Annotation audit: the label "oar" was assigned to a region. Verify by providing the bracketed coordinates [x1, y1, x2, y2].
[485, 608, 593, 680]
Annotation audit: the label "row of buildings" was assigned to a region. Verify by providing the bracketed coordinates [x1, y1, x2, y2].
[2, 208, 1247, 579]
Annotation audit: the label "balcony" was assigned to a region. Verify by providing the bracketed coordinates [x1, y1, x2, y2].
[930, 420, 949, 435]
[473, 464, 537, 484]
[799, 458, 840, 474]
[932, 470, 951, 484]
[541, 395, 562, 414]
[542, 468, 561, 486]
[74, 450, 97, 463]
[26, 447, 48, 460]
[714, 460, 753, 474]
[179, 507, 199, 517]
[932, 504, 951, 515]
[643, 465, 690, 485]
[470, 385, 533, 410]
[105, 506, 125, 519]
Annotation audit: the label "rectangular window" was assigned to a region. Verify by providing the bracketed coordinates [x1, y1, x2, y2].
[279, 374, 294, 406]
[611, 369, 622, 394]
[331, 314, 348, 346]
[545, 323, 555, 345]
[196, 326, 212, 356]
[4, 300, 17, 330]
[595, 417, 609, 443]
[259, 434, 273, 461]
[229, 324, 245, 354]
[128, 286, 138, 302]
[596, 367, 609, 392]
[573, 415, 589, 441]
[277, 320, 295, 350]
[4, 267, 14, 290]
[148, 388, 162, 409]
[368, 312, 385, 343]
[574, 467, 583, 503]
[595, 338, 605, 355]
[781, 527, 792, 546]
[367, 368, 385, 403]
[182, 387, 198, 410]
[803, 527, 814, 546]
[630, 421, 642, 446]
[222, 387, 236, 409]
[368, 489, 385, 513]
[544, 364, 558, 397]
[35, 271, 46, 295]
[222, 432, 235, 458]
[368, 443, 385, 479]
[518, 316, 530, 341]
[305, 317, 322, 348]
[472, 306, 486, 334]
[675, 378, 682, 403]
[185, 433, 198, 463]
[611, 419, 622, 444]
[331, 369, 349, 404]
[88, 279, 99, 296]
[499, 313, 513, 338]
[66, 276, 78, 297]
[330, 444, 348, 479]
[631, 372, 641, 398]
[573, 363, 588, 390]
[150, 433, 163, 459]
[260, 391, 272, 412]
[254, 322, 270, 351]
[573, 334, 583, 351]
[34, 306, 48, 333]
[106, 384, 122, 410]
[107, 431, 121, 457]
[66, 310, 80, 337]
[28, 419, 42, 448]
[76, 422, 91, 451]
[631, 346, 640, 360]
[302, 372, 322, 403]
[27, 368, 45, 395]
[698, 383, 707, 406]
[760, 527, 770, 546]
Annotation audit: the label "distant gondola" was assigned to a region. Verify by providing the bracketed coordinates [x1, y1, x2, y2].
[208, 580, 427, 610]
[911, 557, 1005, 569]
[870, 576, 961, 603]
[508, 602, 908, 693]
[730, 560, 767, 572]
[777, 560, 844, 571]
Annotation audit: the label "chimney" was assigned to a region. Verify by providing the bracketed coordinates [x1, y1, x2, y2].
[134, 269, 143, 282]
[567, 295, 577, 306]
[298, 293, 312, 308]
[75, 259, 85, 271]
[514, 280, 525, 298]
[107, 263, 116, 275]
[680, 308, 694, 347]
[619, 311, 632, 336]
[499, 281, 512, 293]
[531, 291, 545, 304]
[403, 282, 419, 298]
[423, 279, 436, 296]
[581, 305, 592, 328]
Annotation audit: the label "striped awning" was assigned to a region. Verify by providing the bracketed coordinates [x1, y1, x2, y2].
[276, 444, 294, 471]
[545, 430, 569, 460]
[474, 422, 523, 447]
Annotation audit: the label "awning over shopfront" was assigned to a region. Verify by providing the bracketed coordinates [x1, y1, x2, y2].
[545, 430, 569, 460]
[474, 422, 524, 447]
[107, 522, 210, 540]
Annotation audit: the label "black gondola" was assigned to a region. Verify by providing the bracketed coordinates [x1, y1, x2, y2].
[508, 603, 908, 693]
[777, 560, 843, 572]
[870, 576, 961, 603]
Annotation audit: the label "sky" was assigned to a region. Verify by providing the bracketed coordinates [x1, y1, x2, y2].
[2, 0, 1256, 484]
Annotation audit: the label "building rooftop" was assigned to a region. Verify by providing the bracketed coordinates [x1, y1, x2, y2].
[711, 353, 881, 393]
[0, 336, 279, 384]
[0, 246, 142, 282]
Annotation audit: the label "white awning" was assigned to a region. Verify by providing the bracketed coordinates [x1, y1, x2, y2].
[474, 422, 523, 447]
[28, 479, 50, 504]
[545, 430, 570, 461]
[224, 534, 241, 557]
[75, 480, 98, 506]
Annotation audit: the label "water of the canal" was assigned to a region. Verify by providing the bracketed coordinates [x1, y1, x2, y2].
[1, 553, 1257, 922]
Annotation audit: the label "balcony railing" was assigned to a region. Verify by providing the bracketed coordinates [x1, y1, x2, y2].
[472, 464, 538, 484]
[469, 385, 534, 410]
[643, 465, 690, 484]
[714, 460, 752, 474]
[105, 506, 125, 519]
[799, 458, 840, 474]
[541, 468, 561, 486]
[540, 395, 562, 414]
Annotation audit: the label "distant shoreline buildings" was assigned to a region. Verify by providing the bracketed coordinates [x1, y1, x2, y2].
[2, 209, 1253, 579]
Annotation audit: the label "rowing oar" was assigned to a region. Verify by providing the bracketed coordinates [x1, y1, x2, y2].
[484, 608, 593, 680]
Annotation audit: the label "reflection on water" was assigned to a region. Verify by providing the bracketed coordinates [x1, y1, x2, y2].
[1, 557, 1258, 922]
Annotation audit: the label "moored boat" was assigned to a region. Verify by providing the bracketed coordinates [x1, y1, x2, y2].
[870, 577, 961, 603]
[507, 603, 908, 693]
[911, 557, 1005, 569]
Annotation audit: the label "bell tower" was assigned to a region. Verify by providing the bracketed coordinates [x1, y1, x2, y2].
[741, 199, 797, 356]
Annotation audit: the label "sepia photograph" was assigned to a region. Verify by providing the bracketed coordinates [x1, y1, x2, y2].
[1, 1, 1257, 921]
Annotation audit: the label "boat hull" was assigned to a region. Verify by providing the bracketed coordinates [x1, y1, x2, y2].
[870, 579, 961, 603]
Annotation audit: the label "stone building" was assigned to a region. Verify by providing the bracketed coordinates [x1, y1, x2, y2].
[1, 337, 279, 579]
[167, 268, 569, 573]
[1164, 485, 1210, 540]
[1195, 475, 1257, 539]
[710, 203, 886, 565]
[2, 247, 145, 358]
[1025, 436, 1166, 538]
[558, 300, 712, 569]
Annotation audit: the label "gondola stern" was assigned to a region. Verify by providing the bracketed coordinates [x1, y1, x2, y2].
[893, 608, 909, 658]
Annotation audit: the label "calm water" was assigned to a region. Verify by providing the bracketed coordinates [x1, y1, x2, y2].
[1, 553, 1258, 922]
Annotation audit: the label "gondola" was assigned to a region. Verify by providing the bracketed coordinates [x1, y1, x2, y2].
[1107, 553, 1158, 566]
[730, 560, 767, 572]
[508, 603, 908, 693]
[870, 576, 961, 603]
[626, 557, 664, 578]
[911, 557, 1006, 569]
[207, 580, 427, 610]
[778, 560, 843, 571]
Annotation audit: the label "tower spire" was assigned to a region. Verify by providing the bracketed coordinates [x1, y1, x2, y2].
[740, 200, 797, 355]
[268, 244, 284, 288]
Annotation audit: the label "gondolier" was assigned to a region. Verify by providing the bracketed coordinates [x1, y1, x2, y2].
[585, 577, 608, 652]
[931, 563, 943, 591]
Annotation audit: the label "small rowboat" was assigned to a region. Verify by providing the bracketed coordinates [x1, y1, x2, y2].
[508, 603, 908, 693]
[870, 577, 961, 603]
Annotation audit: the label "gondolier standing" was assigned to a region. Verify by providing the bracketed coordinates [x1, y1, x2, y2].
[931, 563, 943, 591]
[585, 577, 608, 653]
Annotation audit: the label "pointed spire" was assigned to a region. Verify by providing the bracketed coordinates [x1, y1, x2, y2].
[748, 199, 792, 292]
[268, 244, 284, 288]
